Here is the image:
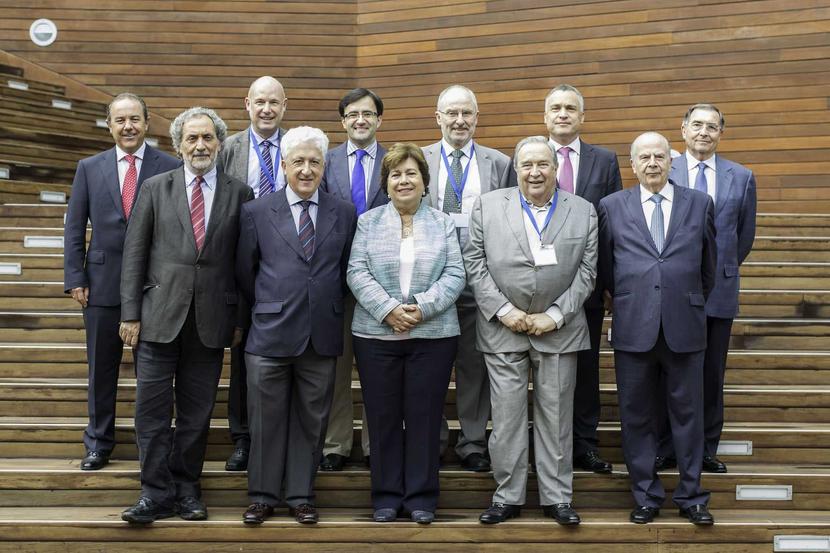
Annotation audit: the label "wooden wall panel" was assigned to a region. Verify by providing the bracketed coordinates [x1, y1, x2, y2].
[0, 0, 828, 210]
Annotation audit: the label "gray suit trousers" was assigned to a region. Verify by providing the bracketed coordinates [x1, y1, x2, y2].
[246, 346, 336, 507]
[486, 349, 576, 506]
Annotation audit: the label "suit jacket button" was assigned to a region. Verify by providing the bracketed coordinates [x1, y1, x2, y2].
[658, 258, 664, 263]
[196, 264, 201, 269]
[654, 285, 660, 289]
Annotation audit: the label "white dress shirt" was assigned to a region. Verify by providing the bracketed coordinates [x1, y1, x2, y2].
[685, 151, 717, 203]
[247, 126, 285, 196]
[347, 140, 378, 200]
[495, 193, 565, 329]
[549, 137, 581, 194]
[184, 166, 217, 231]
[640, 181, 674, 239]
[115, 142, 146, 193]
[436, 138, 481, 211]
[285, 185, 319, 232]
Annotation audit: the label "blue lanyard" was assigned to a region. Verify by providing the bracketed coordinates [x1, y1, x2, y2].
[519, 189, 558, 240]
[249, 128, 279, 190]
[440, 143, 475, 204]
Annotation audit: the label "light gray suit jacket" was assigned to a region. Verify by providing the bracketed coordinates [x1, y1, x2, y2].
[463, 187, 597, 354]
[421, 140, 512, 210]
[217, 127, 287, 187]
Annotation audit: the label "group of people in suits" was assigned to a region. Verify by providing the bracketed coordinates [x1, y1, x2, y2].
[63, 76, 755, 527]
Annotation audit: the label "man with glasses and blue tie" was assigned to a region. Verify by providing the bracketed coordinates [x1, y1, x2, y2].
[319, 88, 388, 471]
[422, 84, 512, 472]
[217, 76, 288, 472]
[597, 132, 717, 526]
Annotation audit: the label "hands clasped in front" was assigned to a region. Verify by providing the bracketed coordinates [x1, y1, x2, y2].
[383, 304, 424, 334]
[499, 307, 557, 336]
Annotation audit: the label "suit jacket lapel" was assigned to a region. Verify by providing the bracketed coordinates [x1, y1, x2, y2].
[476, 145, 494, 194]
[132, 145, 161, 219]
[269, 191, 306, 261]
[101, 148, 124, 221]
[540, 192, 572, 244]
[201, 172, 231, 256]
[314, 193, 337, 252]
[233, 132, 250, 183]
[623, 186, 658, 254]
[505, 190, 534, 262]
[425, 143, 441, 208]
[670, 155, 690, 188]
[333, 145, 351, 202]
[715, 156, 733, 217]
[663, 183, 691, 252]
[576, 140, 596, 200]
[173, 169, 198, 253]
[366, 143, 386, 208]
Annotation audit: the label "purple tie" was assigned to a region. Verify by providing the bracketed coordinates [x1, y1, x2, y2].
[558, 146, 574, 193]
[351, 149, 368, 215]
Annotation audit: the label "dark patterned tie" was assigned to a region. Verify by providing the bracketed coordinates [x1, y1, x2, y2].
[259, 140, 275, 197]
[190, 176, 206, 251]
[442, 149, 463, 213]
[298, 200, 315, 260]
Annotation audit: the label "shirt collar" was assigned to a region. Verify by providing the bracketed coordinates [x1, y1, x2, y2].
[116, 141, 146, 162]
[347, 140, 378, 158]
[184, 166, 217, 190]
[250, 126, 281, 146]
[285, 184, 319, 206]
[441, 138, 474, 158]
[549, 136, 581, 156]
[640, 181, 674, 204]
[685, 151, 716, 172]
[521, 192, 553, 210]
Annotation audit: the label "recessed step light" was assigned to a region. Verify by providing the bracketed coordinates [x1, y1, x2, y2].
[774, 536, 830, 552]
[40, 191, 66, 204]
[95, 118, 108, 129]
[0, 263, 21, 275]
[736, 484, 792, 501]
[51, 99, 71, 110]
[23, 236, 63, 248]
[717, 440, 753, 456]
[7, 80, 29, 91]
[0, 167, 8, 179]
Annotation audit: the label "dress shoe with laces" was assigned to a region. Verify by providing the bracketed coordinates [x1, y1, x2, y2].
[702, 455, 727, 473]
[290, 503, 319, 524]
[679, 504, 714, 525]
[176, 496, 207, 520]
[80, 450, 110, 471]
[225, 447, 249, 471]
[654, 455, 677, 471]
[574, 450, 612, 474]
[461, 452, 491, 472]
[479, 503, 521, 524]
[319, 453, 347, 471]
[543, 503, 581, 525]
[373, 507, 398, 522]
[121, 496, 176, 524]
[410, 510, 435, 524]
[243, 503, 274, 524]
[629, 505, 660, 524]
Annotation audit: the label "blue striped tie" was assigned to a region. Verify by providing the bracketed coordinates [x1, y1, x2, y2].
[298, 200, 315, 260]
[649, 194, 664, 254]
[258, 140, 275, 197]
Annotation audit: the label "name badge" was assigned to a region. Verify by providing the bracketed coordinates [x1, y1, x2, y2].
[533, 244, 558, 266]
[450, 212, 470, 228]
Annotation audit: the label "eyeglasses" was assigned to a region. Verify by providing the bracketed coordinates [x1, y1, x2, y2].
[687, 122, 721, 133]
[438, 109, 476, 121]
[344, 111, 378, 121]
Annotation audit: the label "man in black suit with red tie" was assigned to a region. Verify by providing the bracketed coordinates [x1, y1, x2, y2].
[64, 93, 179, 471]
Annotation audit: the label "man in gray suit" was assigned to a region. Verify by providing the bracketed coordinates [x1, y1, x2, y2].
[216, 75, 288, 471]
[465, 136, 597, 525]
[318, 88, 388, 471]
[119, 107, 253, 524]
[422, 84, 512, 472]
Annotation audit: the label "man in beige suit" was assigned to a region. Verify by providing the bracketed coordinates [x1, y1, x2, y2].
[464, 136, 597, 525]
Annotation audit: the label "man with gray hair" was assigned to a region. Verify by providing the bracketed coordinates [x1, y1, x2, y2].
[235, 126, 356, 525]
[119, 106, 254, 523]
[465, 136, 597, 524]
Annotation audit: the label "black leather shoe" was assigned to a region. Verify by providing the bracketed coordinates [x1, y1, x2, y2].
[629, 505, 660, 524]
[175, 496, 207, 520]
[225, 447, 249, 471]
[679, 504, 714, 525]
[574, 451, 612, 474]
[702, 455, 727, 473]
[290, 503, 318, 524]
[243, 503, 274, 524]
[461, 452, 491, 472]
[80, 450, 110, 471]
[479, 503, 521, 524]
[319, 453, 347, 471]
[410, 510, 435, 524]
[654, 456, 677, 471]
[121, 497, 176, 524]
[543, 503, 581, 525]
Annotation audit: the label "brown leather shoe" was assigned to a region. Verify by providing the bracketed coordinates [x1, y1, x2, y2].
[243, 503, 274, 525]
[289, 503, 318, 524]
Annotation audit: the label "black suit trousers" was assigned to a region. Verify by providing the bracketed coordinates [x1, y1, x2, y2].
[572, 305, 604, 456]
[82, 305, 124, 453]
[228, 327, 250, 449]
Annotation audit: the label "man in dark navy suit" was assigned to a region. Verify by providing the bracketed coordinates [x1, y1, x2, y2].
[656, 104, 757, 474]
[64, 93, 179, 471]
[598, 132, 717, 525]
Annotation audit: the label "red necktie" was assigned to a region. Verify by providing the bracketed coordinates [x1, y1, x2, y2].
[122, 154, 137, 218]
[190, 176, 206, 251]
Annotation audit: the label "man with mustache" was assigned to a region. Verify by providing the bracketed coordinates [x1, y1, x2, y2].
[217, 75, 288, 472]
[119, 107, 253, 523]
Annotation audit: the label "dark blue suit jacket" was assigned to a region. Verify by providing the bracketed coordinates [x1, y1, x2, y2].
[670, 155, 756, 319]
[236, 188, 357, 358]
[320, 141, 389, 212]
[63, 144, 180, 306]
[598, 183, 717, 353]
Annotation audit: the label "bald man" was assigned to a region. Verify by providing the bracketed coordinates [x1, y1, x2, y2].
[217, 76, 289, 471]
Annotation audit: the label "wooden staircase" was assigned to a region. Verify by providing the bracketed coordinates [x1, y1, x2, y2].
[0, 63, 829, 552]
